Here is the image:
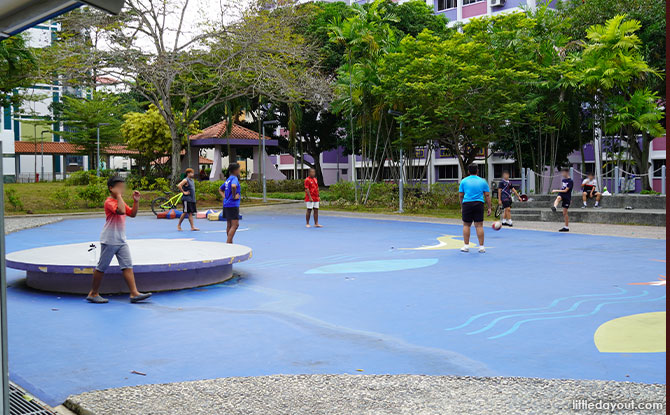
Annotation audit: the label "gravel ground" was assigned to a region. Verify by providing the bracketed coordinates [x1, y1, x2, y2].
[3, 216, 64, 234]
[65, 374, 666, 415]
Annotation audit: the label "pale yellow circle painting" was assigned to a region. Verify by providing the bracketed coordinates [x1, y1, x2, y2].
[594, 312, 666, 353]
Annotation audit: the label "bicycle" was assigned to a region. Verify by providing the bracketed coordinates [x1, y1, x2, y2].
[151, 191, 183, 216]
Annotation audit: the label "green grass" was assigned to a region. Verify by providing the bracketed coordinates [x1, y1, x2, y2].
[2, 182, 263, 215]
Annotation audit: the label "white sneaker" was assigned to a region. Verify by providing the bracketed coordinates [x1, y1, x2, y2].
[478, 246, 486, 253]
[460, 245, 470, 253]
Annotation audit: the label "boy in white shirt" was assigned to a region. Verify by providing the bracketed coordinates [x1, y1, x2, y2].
[581, 173, 601, 208]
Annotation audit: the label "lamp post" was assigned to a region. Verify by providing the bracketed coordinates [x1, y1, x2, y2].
[388, 110, 405, 213]
[96, 123, 110, 177]
[261, 120, 279, 203]
[40, 130, 49, 181]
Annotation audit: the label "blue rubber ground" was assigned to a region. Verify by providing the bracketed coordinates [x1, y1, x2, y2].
[5, 212, 666, 406]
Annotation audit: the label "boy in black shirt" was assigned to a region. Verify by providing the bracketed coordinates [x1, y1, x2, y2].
[497, 170, 522, 227]
[550, 168, 573, 232]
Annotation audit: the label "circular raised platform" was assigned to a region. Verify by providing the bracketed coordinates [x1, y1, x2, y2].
[6, 239, 252, 294]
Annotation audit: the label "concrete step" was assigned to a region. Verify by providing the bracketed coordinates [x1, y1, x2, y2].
[509, 194, 666, 209]
[511, 207, 666, 226]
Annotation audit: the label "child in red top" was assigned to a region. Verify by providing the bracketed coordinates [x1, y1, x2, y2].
[86, 176, 152, 304]
[304, 168, 322, 228]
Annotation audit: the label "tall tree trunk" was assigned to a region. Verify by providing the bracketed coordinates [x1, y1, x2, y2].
[169, 127, 182, 186]
[312, 153, 325, 187]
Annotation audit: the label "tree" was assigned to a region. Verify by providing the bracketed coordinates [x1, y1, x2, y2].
[0, 34, 38, 108]
[48, 0, 327, 185]
[56, 93, 126, 170]
[574, 15, 663, 190]
[121, 104, 173, 176]
[378, 27, 529, 178]
[278, 103, 341, 185]
[558, 0, 665, 90]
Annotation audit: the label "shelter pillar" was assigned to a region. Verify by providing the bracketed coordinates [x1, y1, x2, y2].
[210, 146, 223, 181]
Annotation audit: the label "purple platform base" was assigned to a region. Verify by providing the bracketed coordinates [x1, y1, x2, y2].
[7, 239, 252, 295]
[25, 265, 233, 294]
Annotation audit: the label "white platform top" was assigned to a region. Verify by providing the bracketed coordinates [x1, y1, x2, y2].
[7, 239, 252, 272]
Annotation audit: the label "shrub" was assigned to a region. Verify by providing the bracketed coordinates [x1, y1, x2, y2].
[640, 189, 661, 195]
[245, 179, 305, 193]
[78, 183, 108, 208]
[5, 188, 23, 211]
[66, 170, 97, 186]
[329, 181, 460, 211]
[151, 177, 170, 193]
[49, 187, 80, 210]
[196, 180, 225, 201]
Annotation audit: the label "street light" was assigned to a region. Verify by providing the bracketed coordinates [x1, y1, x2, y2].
[40, 130, 49, 182]
[388, 110, 405, 213]
[97, 123, 110, 177]
[261, 120, 279, 203]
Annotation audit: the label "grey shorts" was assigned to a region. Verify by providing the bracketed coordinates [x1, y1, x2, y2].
[96, 243, 133, 273]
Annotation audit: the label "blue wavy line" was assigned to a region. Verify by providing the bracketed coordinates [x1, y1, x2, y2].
[444, 287, 627, 331]
[488, 293, 665, 339]
[467, 291, 648, 335]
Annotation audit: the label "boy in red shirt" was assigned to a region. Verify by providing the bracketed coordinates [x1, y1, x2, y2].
[86, 176, 152, 304]
[304, 168, 322, 228]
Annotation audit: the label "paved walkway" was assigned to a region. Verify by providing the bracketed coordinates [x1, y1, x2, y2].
[65, 374, 666, 415]
[246, 202, 666, 239]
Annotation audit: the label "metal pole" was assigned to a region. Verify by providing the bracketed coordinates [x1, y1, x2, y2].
[0, 143, 9, 415]
[661, 165, 666, 195]
[96, 126, 100, 177]
[614, 166, 619, 194]
[569, 167, 574, 196]
[521, 167, 526, 194]
[399, 120, 404, 214]
[261, 124, 266, 203]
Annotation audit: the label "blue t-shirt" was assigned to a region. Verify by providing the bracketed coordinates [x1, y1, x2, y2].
[221, 176, 241, 207]
[459, 175, 490, 203]
[560, 178, 574, 201]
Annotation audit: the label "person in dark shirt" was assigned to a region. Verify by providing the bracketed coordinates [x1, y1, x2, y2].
[550, 168, 574, 232]
[497, 170, 522, 227]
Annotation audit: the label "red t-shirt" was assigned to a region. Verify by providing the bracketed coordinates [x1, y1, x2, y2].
[100, 197, 132, 245]
[304, 177, 320, 202]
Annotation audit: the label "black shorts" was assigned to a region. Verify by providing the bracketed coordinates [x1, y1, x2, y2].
[583, 190, 599, 198]
[182, 200, 197, 214]
[224, 206, 240, 221]
[558, 197, 571, 209]
[501, 199, 512, 209]
[462, 201, 484, 224]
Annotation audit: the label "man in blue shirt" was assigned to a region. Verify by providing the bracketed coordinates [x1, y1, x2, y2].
[219, 163, 242, 243]
[550, 168, 574, 232]
[458, 164, 492, 253]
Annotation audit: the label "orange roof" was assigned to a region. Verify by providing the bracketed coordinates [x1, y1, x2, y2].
[152, 156, 213, 165]
[14, 141, 138, 155]
[190, 120, 270, 141]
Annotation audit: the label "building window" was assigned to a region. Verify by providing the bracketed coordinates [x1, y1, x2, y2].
[437, 165, 459, 180]
[463, 0, 484, 4]
[493, 164, 519, 179]
[437, 0, 456, 11]
[652, 159, 666, 178]
[341, 169, 348, 175]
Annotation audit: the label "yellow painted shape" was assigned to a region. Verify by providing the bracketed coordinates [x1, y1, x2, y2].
[402, 235, 476, 250]
[73, 267, 94, 275]
[594, 312, 666, 353]
[38, 266, 48, 273]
